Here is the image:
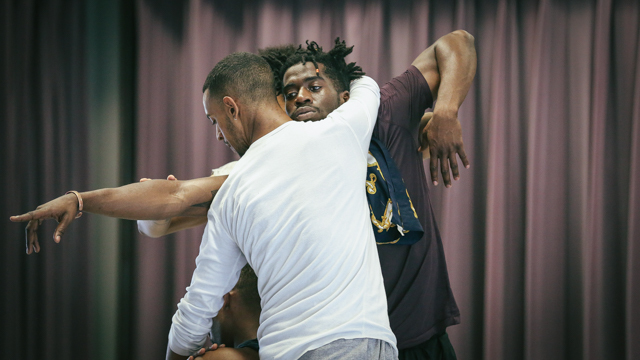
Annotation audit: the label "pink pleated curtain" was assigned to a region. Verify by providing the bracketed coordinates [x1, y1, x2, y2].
[135, 0, 640, 359]
[3, 0, 638, 359]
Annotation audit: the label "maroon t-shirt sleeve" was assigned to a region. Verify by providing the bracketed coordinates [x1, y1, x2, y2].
[375, 65, 433, 139]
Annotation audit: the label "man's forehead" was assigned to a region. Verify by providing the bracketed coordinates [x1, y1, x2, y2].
[202, 90, 212, 108]
[202, 89, 220, 115]
[283, 62, 326, 84]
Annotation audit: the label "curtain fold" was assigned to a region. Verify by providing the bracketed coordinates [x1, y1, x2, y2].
[2, 0, 91, 358]
[3, 0, 639, 359]
[132, 1, 639, 359]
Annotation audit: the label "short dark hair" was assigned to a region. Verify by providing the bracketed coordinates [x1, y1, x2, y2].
[202, 52, 275, 105]
[257, 44, 299, 59]
[234, 264, 261, 316]
[261, 38, 365, 95]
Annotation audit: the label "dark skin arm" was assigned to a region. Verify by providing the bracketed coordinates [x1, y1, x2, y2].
[9, 175, 227, 254]
[412, 29, 477, 187]
[137, 175, 209, 238]
[194, 347, 258, 360]
[167, 343, 243, 360]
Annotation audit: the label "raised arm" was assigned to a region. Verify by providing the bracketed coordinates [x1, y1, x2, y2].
[10, 175, 227, 253]
[412, 30, 477, 187]
[329, 75, 380, 153]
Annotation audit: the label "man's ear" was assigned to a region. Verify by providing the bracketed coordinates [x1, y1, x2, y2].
[339, 90, 350, 104]
[222, 292, 232, 310]
[222, 96, 239, 120]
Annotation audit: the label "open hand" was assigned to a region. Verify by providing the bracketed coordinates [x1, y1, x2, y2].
[9, 193, 80, 254]
[418, 110, 469, 187]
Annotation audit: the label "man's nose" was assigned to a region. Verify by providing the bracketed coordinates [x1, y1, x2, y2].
[296, 87, 312, 104]
[216, 125, 225, 141]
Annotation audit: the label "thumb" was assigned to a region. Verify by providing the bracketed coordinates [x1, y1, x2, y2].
[53, 213, 73, 243]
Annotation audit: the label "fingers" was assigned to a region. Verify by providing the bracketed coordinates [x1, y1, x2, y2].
[25, 219, 41, 254]
[53, 213, 73, 243]
[188, 347, 206, 360]
[450, 155, 460, 181]
[140, 175, 178, 181]
[440, 154, 452, 188]
[459, 146, 470, 169]
[429, 149, 439, 186]
[10, 211, 37, 223]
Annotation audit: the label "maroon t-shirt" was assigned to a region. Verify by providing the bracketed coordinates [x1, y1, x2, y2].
[373, 66, 460, 349]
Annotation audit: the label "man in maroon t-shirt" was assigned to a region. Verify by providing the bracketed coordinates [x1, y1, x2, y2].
[274, 31, 476, 359]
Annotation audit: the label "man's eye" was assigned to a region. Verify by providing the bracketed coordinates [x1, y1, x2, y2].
[285, 92, 297, 100]
[310, 86, 321, 91]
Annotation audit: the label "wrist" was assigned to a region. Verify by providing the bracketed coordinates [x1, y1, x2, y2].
[65, 191, 84, 218]
[432, 104, 459, 119]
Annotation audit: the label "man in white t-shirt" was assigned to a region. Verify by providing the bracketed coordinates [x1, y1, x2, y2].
[167, 52, 395, 359]
[11, 51, 396, 360]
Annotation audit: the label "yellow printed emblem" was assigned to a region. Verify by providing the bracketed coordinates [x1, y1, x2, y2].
[366, 173, 377, 194]
[406, 189, 418, 218]
[367, 152, 386, 181]
[369, 199, 394, 233]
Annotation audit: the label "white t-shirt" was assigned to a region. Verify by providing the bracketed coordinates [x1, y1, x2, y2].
[168, 76, 396, 359]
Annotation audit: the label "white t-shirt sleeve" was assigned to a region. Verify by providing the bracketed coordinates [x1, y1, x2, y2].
[325, 75, 380, 154]
[168, 212, 247, 356]
[211, 161, 238, 177]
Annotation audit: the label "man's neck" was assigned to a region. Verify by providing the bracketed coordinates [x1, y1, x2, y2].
[232, 321, 260, 347]
[244, 103, 291, 148]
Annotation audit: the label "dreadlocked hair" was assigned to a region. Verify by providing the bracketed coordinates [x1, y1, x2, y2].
[259, 44, 301, 92]
[268, 38, 365, 95]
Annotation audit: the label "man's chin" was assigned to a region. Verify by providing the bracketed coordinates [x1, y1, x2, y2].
[294, 112, 322, 122]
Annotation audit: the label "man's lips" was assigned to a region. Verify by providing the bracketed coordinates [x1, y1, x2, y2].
[293, 106, 318, 120]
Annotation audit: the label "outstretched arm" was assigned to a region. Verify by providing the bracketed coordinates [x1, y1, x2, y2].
[137, 162, 237, 238]
[10, 175, 227, 253]
[136, 175, 209, 238]
[412, 29, 477, 187]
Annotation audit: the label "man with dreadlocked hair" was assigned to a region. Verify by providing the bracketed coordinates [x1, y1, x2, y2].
[271, 33, 476, 360]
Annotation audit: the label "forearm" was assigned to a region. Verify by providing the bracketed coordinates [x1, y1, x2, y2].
[431, 30, 477, 116]
[79, 176, 226, 220]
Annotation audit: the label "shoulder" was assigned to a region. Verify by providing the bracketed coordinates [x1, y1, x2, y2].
[380, 66, 430, 102]
[376, 66, 433, 129]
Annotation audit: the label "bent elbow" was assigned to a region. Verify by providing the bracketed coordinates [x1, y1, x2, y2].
[451, 29, 475, 46]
